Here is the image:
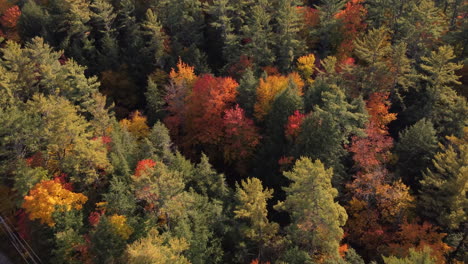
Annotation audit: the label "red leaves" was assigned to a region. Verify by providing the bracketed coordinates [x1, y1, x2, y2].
[88, 211, 103, 227]
[348, 92, 396, 171]
[134, 159, 157, 178]
[185, 74, 238, 146]
[223, 105, 260, 162]
[285, 110, 305, 140]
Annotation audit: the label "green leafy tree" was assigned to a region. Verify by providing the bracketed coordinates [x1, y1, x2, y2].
[275, 158, 347, 262]
[145, 78, 166, 122]
[382, 247, 436, 264]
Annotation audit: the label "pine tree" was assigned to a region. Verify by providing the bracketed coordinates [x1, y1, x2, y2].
[275, 158, 347, 262]
[295, 85, 367, 181]
[234, 177, 279, 261]
[236, 68, 258, 117]
[274, 0, 304, 73]
[140, 9, 167, 71]
[241, 0, 274, 68]
[419, 127, 468, 231]
[89, 0, 119, 72]
[394, 119, 438, 190]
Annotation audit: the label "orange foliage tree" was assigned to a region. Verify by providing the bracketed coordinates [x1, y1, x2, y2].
[386, 220, 452, 263]
[346, 92, 415, 256]
[134, 159, 157, 178]
[334, 0, 367, 61]
[254, 73, 304, 120]
[22, 179, 88, 226]
[184, 74, 238, 148]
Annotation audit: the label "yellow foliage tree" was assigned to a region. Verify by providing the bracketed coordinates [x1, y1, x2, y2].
[120, 110, 151, 139]
[126, 228, 190, 264]
[109, 214, 133, 240]
[254, 72, 304, 120]
[22, 179, 88, 226]
[297, 54, 316, 85]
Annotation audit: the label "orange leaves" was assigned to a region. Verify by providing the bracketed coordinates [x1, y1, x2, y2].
[185, 74, 238, 146]
[169, 58, 197, 88]
[120, 110, 150, 139]
[349, 92, 396, 170]
[223, 105, 260, 162]
[254, 73, 303, 120]
[334, 0, 367, 60]
[387, 221, 452, 263]
[0, 5, 19, 29]
[134, 159, 157, 178]
[22, 179, 88, 226]
[367, 92, 397, 132]
[285, 110, 306, 140]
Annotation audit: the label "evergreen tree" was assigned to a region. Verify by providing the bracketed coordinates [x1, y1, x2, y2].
[419, 128, 468, 231]
[89, 0, 119, 72]
[140, 8, 167, 71]
[236, 68, 258, 117]
[394, 119, 438, 189]
[145, 78, 166, 122]
[274, 0, 303, 73]
[275, 158, 347, 262]
[18, 0, 51, 41]
[295, 85, 367, 182]
[234, 177, 279, 261]
[241, 0, 274, 68]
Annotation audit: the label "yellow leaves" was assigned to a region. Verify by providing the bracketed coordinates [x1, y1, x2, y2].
[127, 229, 191, 264]
[297, 54, 316, 84]
[22, 179, 87, 226]
[120, 110, 150, 139]
[169, 58, 197, 88]
[109, 214, 133, 240]
[253, 72, 304, 120]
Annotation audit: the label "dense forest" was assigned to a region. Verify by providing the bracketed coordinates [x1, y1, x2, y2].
[0, 0, 467, 263]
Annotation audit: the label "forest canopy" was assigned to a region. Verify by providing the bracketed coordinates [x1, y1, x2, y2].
[0, 0, 467, 263]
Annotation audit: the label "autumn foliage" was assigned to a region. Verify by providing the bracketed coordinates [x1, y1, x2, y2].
[184, 74, 238, 146]
[0, 5, 20, 29]
[334, 0, 367, 60]
[254, 73, 304, 120]
[134, 159, 157, 177]
[285, 110, 306, 140]
[223, 105, 260, 162]
[120, 110, 151, 139]
[348, 92, 396, 170]
[22, 179, 88, 226]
